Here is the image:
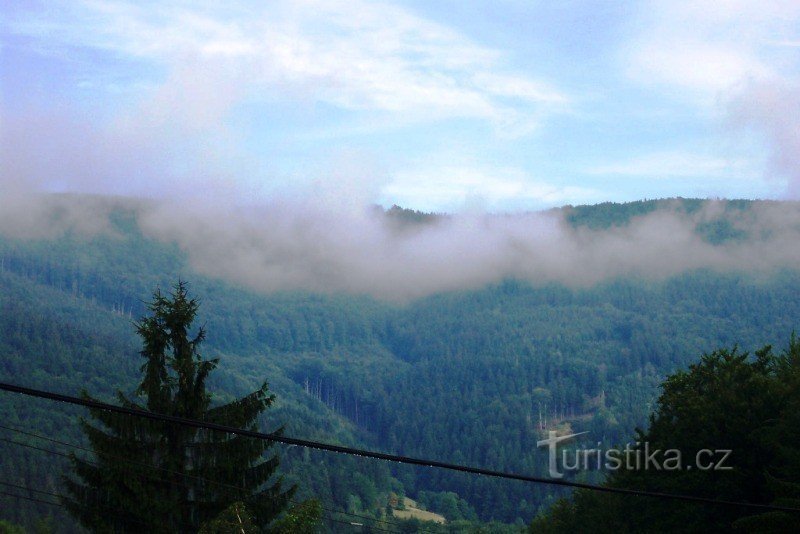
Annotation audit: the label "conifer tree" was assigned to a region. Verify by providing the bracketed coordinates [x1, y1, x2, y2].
[63, 281, 294, 532]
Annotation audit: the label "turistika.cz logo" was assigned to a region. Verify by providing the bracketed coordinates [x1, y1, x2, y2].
[536, 431, 733, 479]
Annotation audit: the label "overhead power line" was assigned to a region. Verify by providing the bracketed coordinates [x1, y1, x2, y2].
[0, 480, 187, 530]
[2, 381, 799, 514]
[0, 490, 60, 509]
[0, 480, 396, 533]
[0, 424, 425, 532]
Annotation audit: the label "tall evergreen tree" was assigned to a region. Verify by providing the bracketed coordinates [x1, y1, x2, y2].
[63, 281, 294, 532]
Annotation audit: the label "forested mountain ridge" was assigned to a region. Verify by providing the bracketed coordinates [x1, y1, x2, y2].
[2, 197, 800, 530]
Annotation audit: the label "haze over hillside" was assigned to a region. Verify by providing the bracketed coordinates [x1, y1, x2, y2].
[3, 1, 800, 531]
[2, 194, 800, 300]
[3, 199, 800, 528]
[3, 0, 800, 300]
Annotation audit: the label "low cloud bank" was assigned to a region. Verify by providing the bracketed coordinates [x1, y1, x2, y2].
[2, 191, 800, 300]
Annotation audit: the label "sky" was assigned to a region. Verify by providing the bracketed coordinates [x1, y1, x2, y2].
[2, 0, 800, 213]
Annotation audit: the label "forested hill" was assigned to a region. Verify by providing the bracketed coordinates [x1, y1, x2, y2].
[2, 197, 800, 530]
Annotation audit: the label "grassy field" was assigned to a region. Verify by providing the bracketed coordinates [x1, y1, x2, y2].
[391, 497, 447, 525]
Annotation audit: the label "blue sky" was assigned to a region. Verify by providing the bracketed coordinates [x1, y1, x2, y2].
[2, 0, 800, 212]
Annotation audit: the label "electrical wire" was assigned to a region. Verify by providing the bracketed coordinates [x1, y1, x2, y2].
[0, 480, 398, 533]
[2, 381, 798, 514]
[0, 480, 188, 530]
[0, 424, 433, 532]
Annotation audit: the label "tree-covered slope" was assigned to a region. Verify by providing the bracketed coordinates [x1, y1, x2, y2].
[2, 198, 799, 529]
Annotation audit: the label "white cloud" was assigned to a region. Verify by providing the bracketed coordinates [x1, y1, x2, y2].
[7, 0, 569, 135]
[620, 1, 800, 198]
[587, 151, 755, 180]
[729, 80, 800, 197]
[583, 149, 780, 200]
[624, 0, 800, 99]
[628, 41, 768, 95]
[768, 40, 800, 48]
[382, 165, 598, 212]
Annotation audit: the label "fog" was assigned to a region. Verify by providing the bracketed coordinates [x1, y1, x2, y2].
[135, 196, 800, 300]
[730, 80, 800, 197]
[3, 104, 800, 300]
[3, 182, 800, 301]
[2, 50, 800, 301]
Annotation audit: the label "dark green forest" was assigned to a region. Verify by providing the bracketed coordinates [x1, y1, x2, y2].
[1, 198, 799, 531]
[530, 340, 800, 532]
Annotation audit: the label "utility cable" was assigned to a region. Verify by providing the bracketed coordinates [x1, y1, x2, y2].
[2, 381, 797, 514]
[0, 424, 430, 532]
[0, 480, 395, 533]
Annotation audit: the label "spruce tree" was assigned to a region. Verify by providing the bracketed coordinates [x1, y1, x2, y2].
[63, 281, 294, 532]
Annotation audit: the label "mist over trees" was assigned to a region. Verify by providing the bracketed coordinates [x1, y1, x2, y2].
[2, 199, 800, 530]
[4, 0, 800, 529]
[3, 195, 800, 300]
